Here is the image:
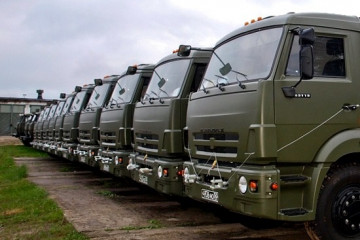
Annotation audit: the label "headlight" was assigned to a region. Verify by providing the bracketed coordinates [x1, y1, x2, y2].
[239, 176, 247, 194]
[157, 166, 163, 178]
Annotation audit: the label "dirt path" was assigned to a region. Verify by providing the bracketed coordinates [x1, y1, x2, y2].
[14, 156, 311, 240]
[0, 136, 22, 146]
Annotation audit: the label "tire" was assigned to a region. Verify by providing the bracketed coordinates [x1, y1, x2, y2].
[307, 161, 360, 240]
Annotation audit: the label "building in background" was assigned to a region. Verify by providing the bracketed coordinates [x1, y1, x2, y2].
[0, 90, 55, 136]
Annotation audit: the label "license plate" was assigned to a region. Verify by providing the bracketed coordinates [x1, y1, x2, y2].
[103, 164, 109, 172]
[139, 174, 148, 185]
[62, 153, 67, 158]
[80, 156, 85, 163]
[201, 189, 219, 203]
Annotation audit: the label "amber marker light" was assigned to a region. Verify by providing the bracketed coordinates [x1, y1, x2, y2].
[163, 168, 169, 177]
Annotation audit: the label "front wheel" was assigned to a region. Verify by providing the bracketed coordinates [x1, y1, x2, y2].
[306, 161, 360, 240]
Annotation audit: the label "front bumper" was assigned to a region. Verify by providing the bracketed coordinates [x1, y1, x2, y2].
[127, 153, 185, 196]
[183, 160, 280, 220]
[97, 149, 132, 177]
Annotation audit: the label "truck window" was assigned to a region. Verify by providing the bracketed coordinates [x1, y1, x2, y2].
[286, 35, 345, 77]
[191, 64, 207, 92]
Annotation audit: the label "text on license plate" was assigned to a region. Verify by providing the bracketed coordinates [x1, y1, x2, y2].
[201, 189, 219, 203]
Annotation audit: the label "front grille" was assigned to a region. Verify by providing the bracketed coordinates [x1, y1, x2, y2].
[79, 130, 91, 140]
[193, 132, 239, 156]
[135, 132, 159, 151]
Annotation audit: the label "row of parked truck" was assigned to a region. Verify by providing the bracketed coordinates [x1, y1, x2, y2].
[13, 12, 360, 240]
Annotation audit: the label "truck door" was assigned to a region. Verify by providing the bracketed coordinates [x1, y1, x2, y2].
[274, 30, 357, 163]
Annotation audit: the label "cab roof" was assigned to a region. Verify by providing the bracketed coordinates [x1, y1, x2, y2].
[217, 12, 360, 47]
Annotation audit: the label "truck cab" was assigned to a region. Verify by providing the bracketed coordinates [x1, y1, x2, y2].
[49, 89, 78, 156]
[127, 49, 211, 196]
[97, 64, 154, 176]
[32, 105, 51, 150]
[76, 76, 118, 166]
[58, 84, 95, 160]
[182, 12, 360, 240]
[42, 95, 66, 152]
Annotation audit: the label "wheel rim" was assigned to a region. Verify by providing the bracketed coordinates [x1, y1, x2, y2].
[332, 187, 360, 236]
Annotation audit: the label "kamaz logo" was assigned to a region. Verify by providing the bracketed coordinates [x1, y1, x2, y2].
[200, 128, 224, 134]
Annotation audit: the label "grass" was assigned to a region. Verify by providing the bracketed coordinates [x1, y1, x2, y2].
[0, 145, 88, 240]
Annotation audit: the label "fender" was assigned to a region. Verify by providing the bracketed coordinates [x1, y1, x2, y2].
[314, 128, 360, 164]
[304, 129, 360, 219]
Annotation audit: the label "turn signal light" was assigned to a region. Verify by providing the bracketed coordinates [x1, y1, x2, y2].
[270, 182, 279, 191]
[163, 168, 169, 177]
[249, 180, 258, 192]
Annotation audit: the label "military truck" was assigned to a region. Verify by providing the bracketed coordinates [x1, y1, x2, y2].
[32, 106, 51, 149]
[96, 64, 154, 177]
[75, 76, 118, 166]
[42, 94, 66, 152]
[58, 84, 95, 160]
[18, 113, 37, 146]
[127, 49, 211, 196]
[48, 89, 79, 156]
[23, 113, 39, 146]
[13, 113, 32, 146]
[182, 12, 360, 240]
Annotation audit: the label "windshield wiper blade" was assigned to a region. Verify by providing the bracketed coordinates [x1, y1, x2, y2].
[151, 90, 164, 103]
[234, 70, 247, 89]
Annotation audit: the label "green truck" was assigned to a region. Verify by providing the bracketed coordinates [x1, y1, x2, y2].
[48, 91, 78, 155]
[97, 64, 154, 177]
[76, 76, 118, 166]
[58, 84, 95, 161]
[182, 12, 359, 240]
[127, 49, 211, 196]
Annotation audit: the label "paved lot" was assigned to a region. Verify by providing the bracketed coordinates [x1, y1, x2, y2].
[14, 156, 311, 240]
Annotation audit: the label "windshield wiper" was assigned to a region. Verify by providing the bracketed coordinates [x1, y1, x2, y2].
[215, 74, 228, 91]
[214, 51, 247, 89]
[151, 90, 164, 103]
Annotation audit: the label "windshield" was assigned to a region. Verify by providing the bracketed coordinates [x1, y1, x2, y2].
[201, 27, 283, 89]
[86, 84, 110, 108]
[55, 101, 65, 117]
[108, 74, 139, 105]
[144, 59, 190, 100]
[70, 91, 86, 113]
[47, 105, 58, 119]
[61, 96, 74, 115]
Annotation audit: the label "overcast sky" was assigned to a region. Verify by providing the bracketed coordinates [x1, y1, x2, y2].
[1, 0, 359, 99]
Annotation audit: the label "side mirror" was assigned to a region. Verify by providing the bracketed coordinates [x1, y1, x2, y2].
[178, 45, 191, 57]
[219, 63, 232, 76]
[158, 78, 166, 88]
[74, 86, 82, 92]
[94, 78, 103, 86]
[299, 28, 315, 45]
[300, 45, 314, 80]
[59, 93, 66, 99]
[119, 88, 125, 95]
[126, 66, 137, 75]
